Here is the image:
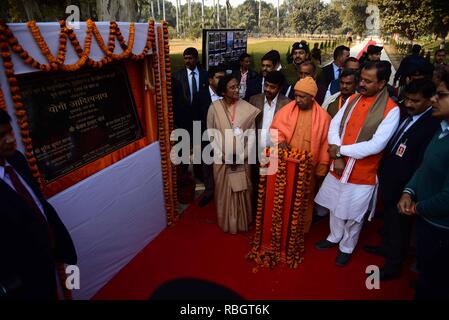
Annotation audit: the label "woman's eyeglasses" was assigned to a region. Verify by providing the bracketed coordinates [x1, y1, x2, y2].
[436, 91, 449, 99]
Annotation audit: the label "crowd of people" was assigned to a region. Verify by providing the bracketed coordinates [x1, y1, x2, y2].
[1, 37, 447, 300]
[172, 41, 449, 300]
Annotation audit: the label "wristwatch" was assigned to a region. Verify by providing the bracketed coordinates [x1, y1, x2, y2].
[335, 146, 342, 159]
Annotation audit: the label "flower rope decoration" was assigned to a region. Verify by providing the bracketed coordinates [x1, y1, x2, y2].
[149, 21, 177, 226]
[162, 21, 179, 214]
[246, 148, 268, 267]
[157, 22, 177, 224]
[0, 87, 7, 111]
[247, 147, 313, 270]
[0, 19, 176, 226]
[0, 20, 44, 188]
[285, 150, 313, 268]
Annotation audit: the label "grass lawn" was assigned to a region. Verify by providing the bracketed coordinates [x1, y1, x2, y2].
[168, 37, 345, 73]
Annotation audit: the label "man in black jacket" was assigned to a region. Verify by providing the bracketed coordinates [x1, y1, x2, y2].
[364, 79, 440, 280]
[196, 65, 225, 207]
[172, 47, 209, 186]
[0, 109, 77, 299]
[316, 45, 350, 104]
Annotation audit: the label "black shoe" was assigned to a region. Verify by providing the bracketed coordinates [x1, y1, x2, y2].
[198, 195, 213, 207]
[363, 245, 386, 257]
[379, 268, 400, 281]
[336, 251, 352, 267]
[315, 239, 338, 250]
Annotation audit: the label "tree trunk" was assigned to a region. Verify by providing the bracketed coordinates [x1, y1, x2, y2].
[96, 0, 137, 21]
[188, 0, 191, 26]
[157, 0, 160, 16]
[201, 0, 205, 28]
[258, 0, 261, 29]
[151, 0, 154, 19]
[20, 0, 42, 21]
[225, 3, 228, 28]
[162, 0, 166, 21]
[175, 0, 180, 35]
[217, 0, 220, 28]
[277, 0, 279, 35]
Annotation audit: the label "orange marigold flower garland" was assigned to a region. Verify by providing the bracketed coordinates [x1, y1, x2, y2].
[285, 150, 313, 268]
[246, 148, 268, 265]
[0, 20, 44, 189]
[110, 22, 135, 60]
[59, 20, 93, 72]
[0, 87, 7, 111]
[1, 19, 176, 227]
[149, 21, 177, 226]
[247, 147, 313, 270]
[162, 21, 179, 213]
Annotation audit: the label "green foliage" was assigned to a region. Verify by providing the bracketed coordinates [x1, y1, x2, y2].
[378, 0, 433, 42]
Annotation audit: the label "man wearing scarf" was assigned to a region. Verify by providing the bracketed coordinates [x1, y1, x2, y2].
[314, 61, 400, 266]
[270, 77, 331, 232]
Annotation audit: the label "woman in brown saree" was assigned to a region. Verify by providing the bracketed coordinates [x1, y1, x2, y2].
[207, 74, 260, 234]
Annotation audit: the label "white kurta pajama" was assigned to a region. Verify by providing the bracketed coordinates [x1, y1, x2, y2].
[315, 97, 400, 254]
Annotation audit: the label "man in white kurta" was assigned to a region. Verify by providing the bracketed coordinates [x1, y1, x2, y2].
[314, 61, 400, 266]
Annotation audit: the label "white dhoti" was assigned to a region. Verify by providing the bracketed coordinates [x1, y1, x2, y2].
[315, 173, 377, 253]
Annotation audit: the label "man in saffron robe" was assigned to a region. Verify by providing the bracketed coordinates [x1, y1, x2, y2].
[270, 77, 332, 232]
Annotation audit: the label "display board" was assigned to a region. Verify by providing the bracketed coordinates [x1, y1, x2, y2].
[202, 29, 247, 70]
[16, 62, 143, 182]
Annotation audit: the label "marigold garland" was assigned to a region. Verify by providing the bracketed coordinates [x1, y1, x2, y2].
[247, 146, 313, 269]
[149, 21, 178, 226]
[0, 87, 7, 111]
[162, 21, 179, 213]
[285, 151, 313, 268]
[246, 148, 269, 264]
[0, 19, 177, 228]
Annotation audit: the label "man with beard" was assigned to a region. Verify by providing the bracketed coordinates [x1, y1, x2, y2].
[282, 41, 311, 88]
[315, 61, 400, 266]
[270, 77, 331, 232]
[245, 52, 277, 101]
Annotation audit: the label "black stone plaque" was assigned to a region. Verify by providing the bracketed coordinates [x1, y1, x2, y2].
[17, 62, 143, 182]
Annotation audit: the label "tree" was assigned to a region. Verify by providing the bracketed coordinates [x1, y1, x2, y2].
[229, 0, 259, 33]
[343, 0, 368, 36]
[430, 0, 449, 48]
[287, 0, 323, 35]
[378, 0, 433, 44]
[318, 3, 342, 34]
[96, 0, 137, 21]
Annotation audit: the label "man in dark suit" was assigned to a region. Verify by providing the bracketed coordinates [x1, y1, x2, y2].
[172, 47, 209, 135]
[196, 65, 225, 207]
[249, 71, 290, 211]
[250, 71, 290, 133]
[316, 45, 350, 105]
[244, 52, 277, 101]
[0, 109, 77, 299]
[172, 47, 209, 188]
[364, 79, 440, 280]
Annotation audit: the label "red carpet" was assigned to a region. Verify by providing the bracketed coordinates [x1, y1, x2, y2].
[93, 197, 416, 300]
